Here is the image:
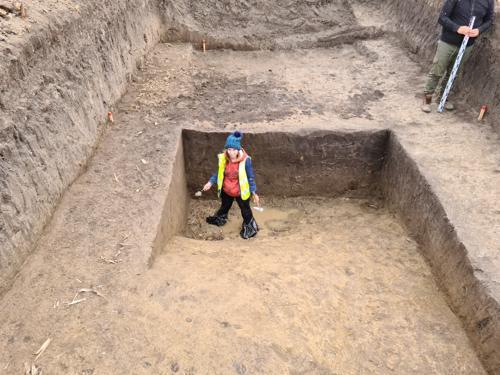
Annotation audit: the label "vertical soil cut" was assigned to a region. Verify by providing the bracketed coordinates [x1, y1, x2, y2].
[162, 129, 499, 373]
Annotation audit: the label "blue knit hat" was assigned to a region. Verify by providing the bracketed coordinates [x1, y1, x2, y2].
[224, 131, 243, 150]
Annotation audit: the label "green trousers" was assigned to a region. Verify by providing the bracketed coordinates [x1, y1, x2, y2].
[424, 40, 474, 97]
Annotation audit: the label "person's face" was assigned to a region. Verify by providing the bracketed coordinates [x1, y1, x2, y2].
[227, 148, 239, 159]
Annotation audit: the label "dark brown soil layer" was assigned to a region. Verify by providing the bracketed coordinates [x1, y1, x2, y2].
[183, 129, 387, 198]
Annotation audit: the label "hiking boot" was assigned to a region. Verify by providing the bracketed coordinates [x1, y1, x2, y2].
[206, 214, 228, 227]
[240, 218, 259, 239]
[421, 94, 432, 113]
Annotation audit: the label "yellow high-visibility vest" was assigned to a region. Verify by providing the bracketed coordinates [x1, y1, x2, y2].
[217, 153, 251, 200]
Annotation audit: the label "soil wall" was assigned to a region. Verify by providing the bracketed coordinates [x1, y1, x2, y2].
[0, 0, 163, 295]
[386, 0, 500, 136]
[158, 0, 384, 50]
[381, 132, 500, 374]
[182, 129, 388, 198]
[150, 136, 189, 265]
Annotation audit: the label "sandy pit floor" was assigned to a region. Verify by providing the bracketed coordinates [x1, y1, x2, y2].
[143, 196, 485, 374]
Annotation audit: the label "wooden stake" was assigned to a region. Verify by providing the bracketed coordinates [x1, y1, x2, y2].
[478, 105, 487, 121]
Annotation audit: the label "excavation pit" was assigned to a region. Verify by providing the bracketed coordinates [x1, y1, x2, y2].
[1, 0, 500, 372]
[182, 129, 387, 241]
[145, 129, 490, 373]
[157, 196, 483, 373]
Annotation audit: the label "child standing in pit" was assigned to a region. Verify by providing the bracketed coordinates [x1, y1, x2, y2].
[202, 131, 260, 239]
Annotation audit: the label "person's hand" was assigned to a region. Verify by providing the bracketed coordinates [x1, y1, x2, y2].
[457, 26, 471, 36]
[252, 193, 260, 206]
[203, 182, 213, 191]
[468, 28, 480, 37]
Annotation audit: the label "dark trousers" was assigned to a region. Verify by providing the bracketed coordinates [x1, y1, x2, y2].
[217, 191, 253, 224]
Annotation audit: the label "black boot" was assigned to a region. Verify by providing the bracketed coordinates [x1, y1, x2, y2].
[206, 214, 228, 227]
[240, 218, 259, 239]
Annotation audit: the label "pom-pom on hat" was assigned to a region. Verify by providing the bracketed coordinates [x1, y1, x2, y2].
[224, 131, 243, 150]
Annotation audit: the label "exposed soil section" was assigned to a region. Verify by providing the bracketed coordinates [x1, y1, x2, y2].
[0, 0, 163, 295]
[183, 129, 387, 198]
[0, 1, 499, 374]
[381, 132, 500, 373]
[0, 29, 499, 374]
[0, 0, 384, 296]
[160, 0, 384, 50]
[163, 0, 357, 36]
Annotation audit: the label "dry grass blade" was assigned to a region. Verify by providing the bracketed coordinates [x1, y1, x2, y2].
[67, 298, 86, 306]
[33, 338, 51, 361]
[99, 255, 118, 264]
[135, 165, 147, 180]
[78, 288, 106, 299]
[118, 233, 131, 248]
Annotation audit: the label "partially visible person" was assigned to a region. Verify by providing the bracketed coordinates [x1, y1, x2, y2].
[422, 0, 494, 113]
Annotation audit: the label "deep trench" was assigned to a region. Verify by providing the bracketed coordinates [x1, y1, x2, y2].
[1, 0, 499, 373]
[147, 129, 500, 373]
